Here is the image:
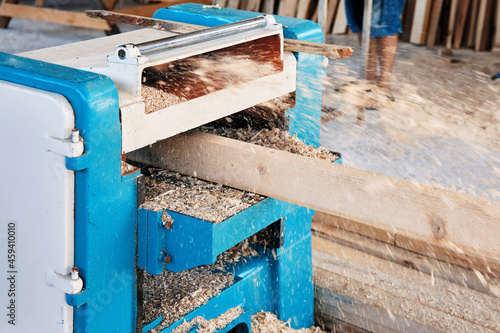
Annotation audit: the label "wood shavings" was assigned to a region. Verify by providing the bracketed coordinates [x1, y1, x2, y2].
[121, 160, 139, 176]
[143, 240, 259, 333]
[251, 311, 325, 333]
[141, 85, 187, 114]
[171, 307, 244, 333]
[201, 127, 340, 163]
[141, 170, 265, 223]
[141, 36, 282, 114]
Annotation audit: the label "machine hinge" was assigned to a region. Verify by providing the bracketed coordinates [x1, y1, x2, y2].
[46, 267, 84, 295]
[44, 129, 84, 158]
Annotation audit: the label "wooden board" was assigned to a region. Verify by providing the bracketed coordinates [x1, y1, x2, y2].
[129, 131, 500, 275]
[312, 243, 500, 332]
[112, 0, 211, 17]
[325, 0, 339, 35]
[475, 0, 489, 50]
[332, 0, 347, 34]
[453, 0, 471, 48]
[426, 0, 444, 48]
[296, 0, 313, 19]
[0, 3, 111, 30]
[313, 212, 500, 276]
[493, 0, 500, 51]
[0, 0, 18, 28]
[312, 220, 500, 297]
[278, 0, 298, 17]
[226, 0, 240, 9]
[466, 0, 480, 47]
[314, 285, 439, 333]
[446, 0, 459, 48]
[400, 0, 416, 42]
[410, 0, 432, 44]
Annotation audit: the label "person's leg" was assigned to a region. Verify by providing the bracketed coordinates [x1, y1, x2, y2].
[375, 34, 398, 98]
[365, 37, 379, 86]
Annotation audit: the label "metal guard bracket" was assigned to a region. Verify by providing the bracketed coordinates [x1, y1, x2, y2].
[44, 134, 84, 158]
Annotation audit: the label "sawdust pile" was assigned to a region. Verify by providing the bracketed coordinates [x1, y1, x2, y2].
[141, 170, 266, 223]
[141, 49, 280, 114]
[202, 127, 340, 162]
[142, 85, 188, 114]
[171, 307, 244, 333]
[143, 240, 259, 333]
[251, 312, 325, 333]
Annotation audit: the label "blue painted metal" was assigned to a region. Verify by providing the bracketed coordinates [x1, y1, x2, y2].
[153, 4, 326, 147]
[0, 53, 138, 332]
[136, 5, 330, 330]
[138, 198, 295, 274]
[0, 5, 340, 332]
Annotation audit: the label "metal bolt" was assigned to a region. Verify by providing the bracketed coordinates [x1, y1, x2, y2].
[118, 49, 126, 60]
[160, 212, 174, 229]
[71, 267, 79, 280]
[71, 129, 80, 143]
[158, 252, 172, 263]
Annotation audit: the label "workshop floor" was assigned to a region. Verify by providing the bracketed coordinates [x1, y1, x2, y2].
[323, 35, 500, 201]
[1, 8, 498, 201]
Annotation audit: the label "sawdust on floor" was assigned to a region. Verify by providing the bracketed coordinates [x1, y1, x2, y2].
[324, 49, 500, 153]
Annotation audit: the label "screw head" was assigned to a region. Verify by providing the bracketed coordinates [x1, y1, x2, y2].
[118, 49, 126, 60]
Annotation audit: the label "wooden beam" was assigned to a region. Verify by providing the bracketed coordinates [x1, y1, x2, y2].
[325, 0, 339, 34]
[410, 0, 432, 44]
[0, 0, 19, 28]
[0, 3, 111, 30]
[453, 0, 471, 49]
[426, 0, 444, 48]
[475, 0, 489, 51]
[313, 212, 500, 276]
[313, 245, 500, 331]
[86, 10, 353, 58]
[466, 0, 480, 47]
[129, 131, 500, 274]
[445, 0, 459, 48]
[312, 220, 500, 296]
[111, 0, 211, 17]
[296, 0, 313, 19]
[400, 0, 416, 42]
[493, 0, 500, 51]
[331, 0, 347, 34]
[314, 285, 439, 333]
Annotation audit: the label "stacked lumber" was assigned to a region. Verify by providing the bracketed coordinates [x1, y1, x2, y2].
[312, 214, 500, 332]
[396, 0, 499, 51]
[219, 0, 499, 52]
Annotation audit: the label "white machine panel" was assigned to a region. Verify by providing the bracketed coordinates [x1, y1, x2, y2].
[0, 81, 76, 332]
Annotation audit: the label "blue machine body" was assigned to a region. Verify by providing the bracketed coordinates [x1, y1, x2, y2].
[0, 4, 338, 332]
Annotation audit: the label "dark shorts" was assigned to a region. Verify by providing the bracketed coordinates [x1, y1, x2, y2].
[345, 0, 405, 37]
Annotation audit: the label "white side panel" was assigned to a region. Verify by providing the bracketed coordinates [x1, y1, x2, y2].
[121, 51, 297, 153]
[0, 81, 75, 332]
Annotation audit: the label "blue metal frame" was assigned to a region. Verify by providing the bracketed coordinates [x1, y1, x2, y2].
[0, 5, 334, 332]
[0, 53, 139, 332]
